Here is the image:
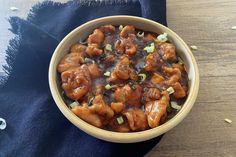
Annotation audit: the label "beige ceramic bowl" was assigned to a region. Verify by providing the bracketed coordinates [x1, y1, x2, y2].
[49, 15, 199, 143]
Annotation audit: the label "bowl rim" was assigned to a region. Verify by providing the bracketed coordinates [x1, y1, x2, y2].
[49, 15, 199, 143]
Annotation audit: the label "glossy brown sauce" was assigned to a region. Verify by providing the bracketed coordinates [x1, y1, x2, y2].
[57, 25, 189, 132]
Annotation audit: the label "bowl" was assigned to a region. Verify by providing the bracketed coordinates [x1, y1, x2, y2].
[49, 15, 199, 143]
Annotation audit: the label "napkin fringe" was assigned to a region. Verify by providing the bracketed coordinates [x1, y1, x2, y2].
[27, 0, 139, 20]
[74, 0, 138, 6]
[0, 28, 20, 88]
[27, 0, 139, 22]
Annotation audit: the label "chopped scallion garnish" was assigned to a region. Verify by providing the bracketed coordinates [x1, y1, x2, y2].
[84, 58, 95, 64]
[117, 116, 124, 125]
[144, 43, 155, 53]
[138, 73, 147, 83]
[69, 101, 80, 109]
[119, 25, 124, 31]
[137, 31, 144, 38]
[79, 56, 85, 63]
[190, 45, 198, 50]
[105, 44, 112, 51]
[157, 33, 168, 42]
[87, 96, 94, 106]
[167, 87, 175, 94]
[104, 71, 111, 77]
[99, 53, 106, 60]
[178, 57, 184, 65]
[231, 26, 236, 30]
[79, 39, 87, 45]
[167, 104, 172, 113]
[105, 84, 112, 90]
[141, 105, 145, 111]
[224, 118, 232, 124]
[129, 80, 136, 90]
[170, 101, 181, 110]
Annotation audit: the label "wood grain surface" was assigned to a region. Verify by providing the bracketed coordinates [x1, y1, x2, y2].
[146, 0, 236, 157]
[0, 0, 235, 157]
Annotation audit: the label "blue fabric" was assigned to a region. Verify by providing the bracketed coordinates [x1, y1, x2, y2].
[0, 0, 166, 156]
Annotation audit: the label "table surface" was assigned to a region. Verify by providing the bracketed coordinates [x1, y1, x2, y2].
[0, 0, 235, 156]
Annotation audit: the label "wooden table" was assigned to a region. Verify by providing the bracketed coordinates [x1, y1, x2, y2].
[0, 0, 235, 156]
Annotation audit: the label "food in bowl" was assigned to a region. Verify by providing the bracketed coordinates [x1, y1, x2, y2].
[57, 25, 189, 132]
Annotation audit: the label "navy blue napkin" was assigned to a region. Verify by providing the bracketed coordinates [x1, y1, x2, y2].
[0, 0, 166, 156]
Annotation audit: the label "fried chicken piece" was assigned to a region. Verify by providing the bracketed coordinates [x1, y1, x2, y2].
[86, 45, 103, 57]
[172, 63, 186, 73]
[151, 73, 165, 84]
[109, 117, 130, 132]
[88, 63, 102, 78]
[162, 66, 181, 85]
[72, 95, 114, 128]
[111, 102, 125, 113]
[70, 44, 87, 54]
[144, 52, 163, 72]
[87, 29, 104, 46]
[58, 53, 82, 73]
[108, 56, 138, 82]
[115, 39, 125, 54]
[143, 87, 161, 102]
[159, 43, 177, 61]
[123, 108, 149, 131]
[86, 29, 104, 57]
[120, 25, 135, 38]
[172, 82, 186, 98]
[99, 25, 116, 34]
[114, 84, 142, 106]
[144, 33, 156, 41]
[145, 91, 170, 128]
[94, 85, 104, 95]
[61, 65, 91, 100]
[72, 105, 103, 128]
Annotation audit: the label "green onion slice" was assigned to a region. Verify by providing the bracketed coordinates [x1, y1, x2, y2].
[129, 80, 136, 90]
[138, 73, 147, 83]
[190, 45, 198, 50]
[178, 57, 184, 65]
[105, 84, 112, 90]
[99, 53, 107, 60]
[79, 39, 87, 45]
[105, 44, 112, 51]
[224, 118, 232, 124]
[144, 43, 155, 53]
[141, 105, 145, 111]
[117, 116, 124, 125]
[137, 31, 144, 38]
[119, 25, 124, 31]
[104, 71, 111, 77]
[167, 104, 172, 113]
[231, 26, 236, 30]
[170, 101, 182, 110]
[157, 33, 168, 42]
[87, 96, 94, 106]
[79, 56, 85, 63]
[69, 101, 80, 109]
[84, 57, 95, 64]
[166, 86, 175, 94]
